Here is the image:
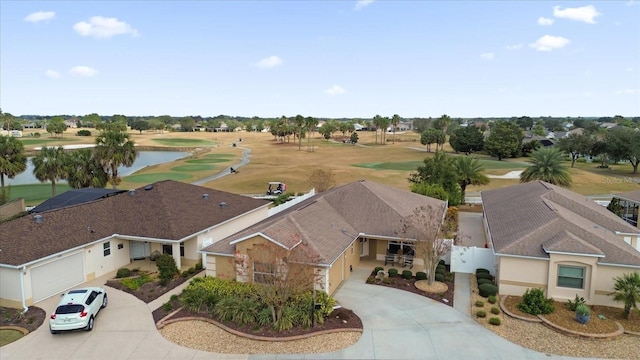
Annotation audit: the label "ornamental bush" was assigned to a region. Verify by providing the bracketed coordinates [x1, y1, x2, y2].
[156, 254, 179, 286]
[477, 278, 493, 286]
[476, 268, 490, 274]
[388, 268, 399, 278]
[116, 268, 131, 278]
[435, 273, 445, 282]
[402, 270, 413, 279]
[476, 310, 487, 318]
[491, 306, 500, 315]
[373, 267, 384, 276]
[489, 317, 501, 326]
[416, 272, 427, 280]
[476, 272, 494, 281]
[478, 283, 498, 297]
[475, 300, 485, 307]
[488, 295, 497, 304]
[517, 288, 555, 315]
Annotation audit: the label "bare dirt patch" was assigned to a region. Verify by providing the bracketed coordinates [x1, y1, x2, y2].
[366, 271, 454, 307]
[0, 306, 46, 334]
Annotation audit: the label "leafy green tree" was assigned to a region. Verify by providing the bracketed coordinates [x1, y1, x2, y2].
[420, 128, 442, 152]
[131, 120, 150, 134]
[605, 127, 640, 173]
[82, 113, 101, 128]
[409, 151, 462, 205]
[94, 130, 138, 189]
[98, 115, 128, 132]
[412, 118, 433, 134]
[515, 116, 533, 130]
[531, 121, 546, 136]
[390, 114, 401, 144]
[350, 131, 359, 144]
[606, 197, 624, 218]
[304, 116, 318, 151]
[320, 120, 337, 140]
[65, 149, 108, 188]
[521, 140, 541, 157]
[1, 111, 22, 131]
[556, 134, 593, 167]
[179, 116, 196, 132]
[32, 146, 69, 196]
[46, 116, 67, 138]
[449, 126, 484, 154]
[0, 136, 27, 203]
[610, 272, 640, 320]
[454, 156, 489, 201]
[294, 115, 305, 151]
[485, 121, 524, 160]
[432, 114, 452, 135]
[410, 183, 449, 202]
[519, 148, 572, 187]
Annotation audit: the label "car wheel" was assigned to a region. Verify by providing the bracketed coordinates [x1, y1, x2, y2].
[50, 327, 58, 335]
[101, 294, 108, 309]
[85, 316, 94, 331]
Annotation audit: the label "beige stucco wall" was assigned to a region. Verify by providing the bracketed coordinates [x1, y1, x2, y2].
[0, 267, 22, 308]
[592, 265, 638, 308]
[546, 253, 598, 303]
[85, 239, 130, 280]
[327, 255, 344, 295]
[497, 256, 549, 296]
[206, 254, 235, 279]
[326, 241, 359, 295]
[0, 198, 25, 220]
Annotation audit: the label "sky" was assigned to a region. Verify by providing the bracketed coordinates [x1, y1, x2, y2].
[1, 1, 639, 119]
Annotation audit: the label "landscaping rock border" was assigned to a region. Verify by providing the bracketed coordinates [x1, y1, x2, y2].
[0, 325, 29, 335]
[537, 315, 624, 339]
[499, 295, 542, 323]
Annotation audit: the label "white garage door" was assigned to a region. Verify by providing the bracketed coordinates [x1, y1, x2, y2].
[31, 252, 85, 302]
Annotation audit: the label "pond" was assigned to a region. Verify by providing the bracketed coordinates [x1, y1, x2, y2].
[5, 151, 191, 185]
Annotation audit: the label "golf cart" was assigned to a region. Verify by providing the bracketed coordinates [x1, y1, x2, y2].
[266, 182, 286, 195]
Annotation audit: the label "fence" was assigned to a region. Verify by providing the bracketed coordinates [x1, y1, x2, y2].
[267, 188, 316, 217]
[450, 245, 496, 274]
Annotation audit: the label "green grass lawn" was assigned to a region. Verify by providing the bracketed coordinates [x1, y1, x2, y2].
[185, 153, 233, 164]
[5, 184, 72, 206]
[170, 164, 216, 172]
[353, 161, 422, 171]
[151, 138, 217, 147]
[0, 329, 24, 347]
[123, 172, 193, 183]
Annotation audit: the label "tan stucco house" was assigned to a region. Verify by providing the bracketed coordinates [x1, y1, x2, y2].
[0, 180, 270, 309]
[201, 180, 447, 295]
[481, 181, 640, 308]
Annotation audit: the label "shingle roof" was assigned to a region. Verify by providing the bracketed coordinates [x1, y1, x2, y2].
[481, 181, 640, 266]
[614, 190, 640, 204]
[0, 180, 270, 266]
[202, 179, 447, 266]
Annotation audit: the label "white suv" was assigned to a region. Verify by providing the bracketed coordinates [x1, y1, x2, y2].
[49, 287, 107, 334]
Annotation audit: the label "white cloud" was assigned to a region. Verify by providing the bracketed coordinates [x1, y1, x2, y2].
[256, 55, 282, 69]
[529, 35, 570, 52]
[45, 70, 61, 79]
[73, 16, 139, 39]
[325, 85, 346, 95]
[480, 52, 495, 60]
[553, 5, 601, 24]
[24, 11, 55, 23]
[69, 66, 98, 77]
[627, 1, 635, 6]
[537, 17, 554, 26]
[615, 89, 638, 95]
[355, 0, 374, 10]
[506, 43, 523, 50]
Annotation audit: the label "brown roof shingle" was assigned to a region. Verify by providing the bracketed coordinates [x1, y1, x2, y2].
[0, 180, 270, 266]
[481, 181, 640, 267]
[203, 179, 447, 266]
[614, 190, 640, 204]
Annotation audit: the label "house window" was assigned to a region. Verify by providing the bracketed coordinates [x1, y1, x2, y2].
[253, 262, 275, 284]
[557, 265, 584, 289]
[162, 243, 185, 257]
[388, 241, 415, 256]
[103, 242, 111, 257]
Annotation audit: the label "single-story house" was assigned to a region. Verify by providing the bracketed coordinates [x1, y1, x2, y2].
[201, 180, 447, 295]
[0, 180, 270, 309]
[611, 190, 640, 229]
[481, 181, 640, 307]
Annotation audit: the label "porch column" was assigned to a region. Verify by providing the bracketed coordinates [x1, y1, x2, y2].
[172, 243, 182, 269]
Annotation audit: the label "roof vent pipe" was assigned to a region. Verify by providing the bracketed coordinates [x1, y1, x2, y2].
[34, 215, 43, 224]
[220, 201, 227, 209]
[129, 189, 136, 196]
[203, 193, 209, 200]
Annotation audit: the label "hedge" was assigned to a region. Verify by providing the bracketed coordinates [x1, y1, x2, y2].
[477, 278, 493, 286]
[478, 283, 498, 297]
[476, 272, 494, 281]
[416, 272, 427, 280]
[476, 268, 490, 274]
[388, 268, 399, 278]
[401, 270, 413, 279]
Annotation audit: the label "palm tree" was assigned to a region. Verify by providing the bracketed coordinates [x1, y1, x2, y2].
[294, 115, 305, 151]
[519, 148, 572, 187]
[66, 149, 108, 188]
[611, 272, 640, 320]
[391, 114, 400, 144]
[0, 136, 27, 191]
[94, 130, 138, 189]
[454, 156, 490, 201]
[32, 146, 68, 196]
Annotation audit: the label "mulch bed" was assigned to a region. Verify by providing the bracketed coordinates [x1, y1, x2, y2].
[366, 271, 455, 307]
[154, 306, 363, 338]
[105, 270, 202, 304]
[0, 306, 46, 333]
[503, 296, 638, 334]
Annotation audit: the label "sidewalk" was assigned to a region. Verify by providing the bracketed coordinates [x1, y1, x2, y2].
[453, 272, 471, 317]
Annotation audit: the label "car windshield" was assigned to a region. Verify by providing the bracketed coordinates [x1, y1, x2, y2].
[68, 290, 88, 294]
[55, 304, 84, 314]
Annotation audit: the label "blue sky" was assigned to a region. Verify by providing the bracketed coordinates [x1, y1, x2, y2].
[1, 1, 638, 118]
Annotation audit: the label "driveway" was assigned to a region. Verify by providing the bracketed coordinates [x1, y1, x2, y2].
[3, 270, 589, 360]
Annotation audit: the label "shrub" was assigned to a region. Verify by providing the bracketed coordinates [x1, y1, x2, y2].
[181, 270, 190, 278]
[439, 259, 445, 265]
[575, 303, 590, 316]
[116, 268, 131, 278]
[170, 294, 178, 301]
[476, 310, 487, 318]
[188, 267, 195, 275]
[76, 129, 91, 136]
[366, 277, 376, 284]
[33, 132, 41, 138]
[416, 272, 427, 280]
[566, 294, 586, 311]
[478, 283, 498, 297]
[163, 302, 173, 311]
[476, 272, 494, 281]
[435, 273, 445, 282]
[402, 270, 413, 279]
[477, 278, 493, 286]
[475, 300, 485, 307]
[476, 268, 490, 274]
[488, 295, 497, 304]
[388, 268, 399, 278]
[517, 288, 555, 315]
[489, 317, 501, 326]
[373, 267, 384, 275]
[156, 254, 179, 285]
[121, 273, 152, 291]
[436, 267, 446, 275]
[491, 306, 500, 315]
[194, 261, 203, 270]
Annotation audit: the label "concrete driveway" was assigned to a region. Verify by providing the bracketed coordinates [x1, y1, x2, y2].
[2, 269, 591, 360]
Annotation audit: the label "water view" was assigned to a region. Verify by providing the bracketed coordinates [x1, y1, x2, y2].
[6, 151, 191, 185]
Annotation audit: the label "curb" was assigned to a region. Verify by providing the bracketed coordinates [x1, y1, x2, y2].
[0, 325, 29, 335]
[499, 295, 542, 323]
[537, 316, 624, 339]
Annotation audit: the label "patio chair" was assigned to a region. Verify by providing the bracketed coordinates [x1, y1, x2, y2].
[384, 252, 395, 266]
[403, 255, 414, 269]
